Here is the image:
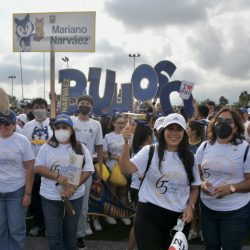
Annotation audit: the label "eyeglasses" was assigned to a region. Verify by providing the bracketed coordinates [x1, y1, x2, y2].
[54, 124, 70, 130]
[0, 121, 12, 127]
[216, 117, 234, 125]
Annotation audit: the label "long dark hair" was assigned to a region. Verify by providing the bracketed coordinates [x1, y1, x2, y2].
[207, 107, 244, 145]
[48, 124, 83, 155]
[158, 127, 194, 184]
[132, 123, 153, 154]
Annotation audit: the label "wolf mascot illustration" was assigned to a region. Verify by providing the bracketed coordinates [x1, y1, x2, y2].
[15, 14, 35, 52]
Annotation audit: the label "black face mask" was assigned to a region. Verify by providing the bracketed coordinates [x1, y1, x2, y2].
[214, 121, 233, 139]
[79, 105, 91, 115]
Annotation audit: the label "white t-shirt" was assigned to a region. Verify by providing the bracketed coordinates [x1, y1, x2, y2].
[22, 118, 53, 156]
[103, 132, 125, 170]
[15, 124, 23, 134]
[131, 144, 201, 212]
[73, 117, 103, 157]
[196, 140, 250, 211]
[0, 133, 35, 192]
[35, 143, 94, 200]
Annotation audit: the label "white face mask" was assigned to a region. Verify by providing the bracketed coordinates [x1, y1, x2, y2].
[55, 129, 71, 143]
[33, 109, 47, 122]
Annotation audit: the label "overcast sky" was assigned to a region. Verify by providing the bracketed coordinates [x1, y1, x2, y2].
[1, 0, 250, 105]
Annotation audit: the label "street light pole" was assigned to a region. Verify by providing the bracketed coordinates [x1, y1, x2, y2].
[128, 53, 141, 112]
[128, 53, 140, 70]
[62, 56, 69, 69]
[8, 75, 16, 98]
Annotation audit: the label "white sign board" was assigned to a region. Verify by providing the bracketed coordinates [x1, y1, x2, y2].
[179, 80, 195, 100]
[13, 12, 96, 52]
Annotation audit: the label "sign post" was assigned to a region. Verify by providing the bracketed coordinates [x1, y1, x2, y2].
[13, 11, 96, 116]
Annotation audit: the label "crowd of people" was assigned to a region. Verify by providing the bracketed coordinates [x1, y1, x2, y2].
[1, 93, 250, 250]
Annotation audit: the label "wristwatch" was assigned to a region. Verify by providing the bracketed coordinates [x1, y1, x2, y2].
[229, 184, 236, 194]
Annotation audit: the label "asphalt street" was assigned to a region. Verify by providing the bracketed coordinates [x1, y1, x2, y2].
[25, 237, 250, 250]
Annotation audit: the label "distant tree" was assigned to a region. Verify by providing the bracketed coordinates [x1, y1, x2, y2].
[8, 95, 18, 107]
[239, 91, 250, 107]
[219, 96, 229, 107]
[200, 98, 214, 106]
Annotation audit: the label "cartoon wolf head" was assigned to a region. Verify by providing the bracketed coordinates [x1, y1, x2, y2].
[15, 14, 34, 38]
[15, 14, 34, 51]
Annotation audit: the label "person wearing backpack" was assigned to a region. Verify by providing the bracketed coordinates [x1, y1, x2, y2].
[120, 113, 201, 250]
[196, 108, 250, 250]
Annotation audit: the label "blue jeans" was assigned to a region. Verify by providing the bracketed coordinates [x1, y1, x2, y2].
[41, 196, 83, 250]
[201, 201, 249, 250]
[77, 175, 92, 238]
[0, 187, 26, 250]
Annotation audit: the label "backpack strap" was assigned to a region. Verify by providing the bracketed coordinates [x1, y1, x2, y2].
[203, 141, 208, 151]
[139, 144, 155, 190]
[244, 144, 250, 163]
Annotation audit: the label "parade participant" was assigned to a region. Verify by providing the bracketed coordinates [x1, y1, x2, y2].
[103, 112, 131, 226]
[0, 110, 35, 250]
[22, 98, 53, 236]
[17, 113, 28, 128]
[73, 95, 103, 249]
[238, 107, 250, 143]
[120, 113, 201, 250]
[35, 114, 94, 250]
[15, 113, 28, 134]
[186, 119, 206, 241]
[153, 116, 165, 142]
[127, 121, 153, 250]
[206, 101, 216, 120]
[187, 119, 205, 155]
[196, 108, 250, 250]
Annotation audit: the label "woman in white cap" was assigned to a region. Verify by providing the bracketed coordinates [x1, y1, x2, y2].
[35, 114, 94, 250]
[15, 113, 28, 134]
[120, 113, 201, 250]
[0, 110, 35, 250]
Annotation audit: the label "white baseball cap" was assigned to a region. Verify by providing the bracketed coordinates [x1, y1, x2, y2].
[17, 114, 28, 124]
[162, 113, 187, 130]
[153, 116, 165, 131]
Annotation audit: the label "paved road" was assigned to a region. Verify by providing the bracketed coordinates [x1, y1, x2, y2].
[26, 237, 250, 250]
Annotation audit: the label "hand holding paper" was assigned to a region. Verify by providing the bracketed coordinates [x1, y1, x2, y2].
[122, 121, 133, 143]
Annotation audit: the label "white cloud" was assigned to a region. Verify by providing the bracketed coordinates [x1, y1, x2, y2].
[0, 0, 250, 105]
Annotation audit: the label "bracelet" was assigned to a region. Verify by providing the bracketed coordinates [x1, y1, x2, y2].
[55, 173, 60, 181]
[25, 192, 32, 197]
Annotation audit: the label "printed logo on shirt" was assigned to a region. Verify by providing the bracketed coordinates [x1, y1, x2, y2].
[108, 142, 123, 156]
[31, 126, 49, 141]
[201, 157, 236, 181]
[154, 172, 187, 195]
[50, 161, 60, 174]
